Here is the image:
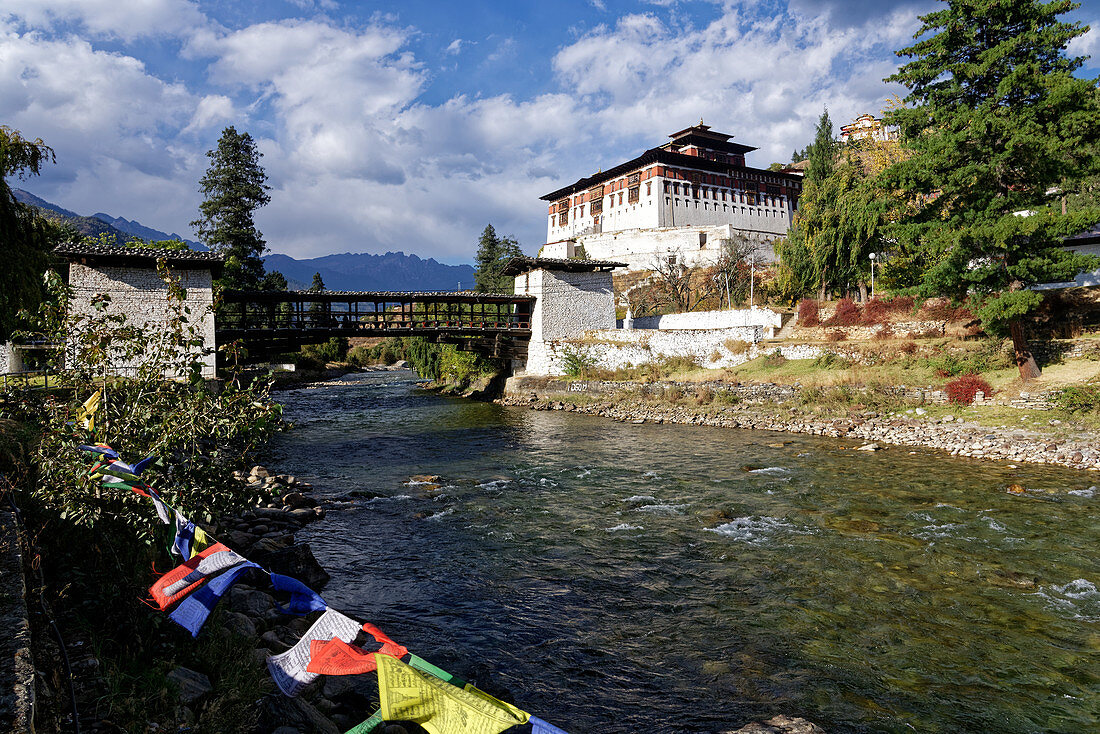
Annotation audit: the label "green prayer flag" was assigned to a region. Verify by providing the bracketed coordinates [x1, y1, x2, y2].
[344, 709, 384, 734]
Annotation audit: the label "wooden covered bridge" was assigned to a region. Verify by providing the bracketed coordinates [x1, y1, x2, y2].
[217, 289, 536, 358]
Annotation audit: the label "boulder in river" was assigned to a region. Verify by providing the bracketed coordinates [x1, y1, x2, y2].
[726, 715, 826, 733]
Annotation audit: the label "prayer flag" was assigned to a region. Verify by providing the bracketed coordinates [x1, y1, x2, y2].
[267, 609, 362, 697]
[375, 654, 529, 734]
[149, 543, 244, 610]
[171, 511, 196, 558]
[306, 622, 408, 675]
[344, 710, 384, 734]
[169, 560, 261, 636]
[269, 573, 327, 615]
[407, 654, 467, 688]
[76, 390, 101, 431]
[190, 526, 213, 558]
[530, 716, 571, 734]
[78, 443, 117, 459]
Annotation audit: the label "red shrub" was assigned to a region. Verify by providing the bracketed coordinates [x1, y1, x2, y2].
[898, 341, 918, 355]
[944, 374, 994, 405]
[889, 295, 915, 313]
[862, 297, 891, 325]
[825, 329, 848, 342]
[826, 298, 862, 326]
[797, 299, 820, 327]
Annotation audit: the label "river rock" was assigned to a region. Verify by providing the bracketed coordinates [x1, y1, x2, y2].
[166, 667, 212, 704]
[250, 543, 330, 590]
[289, 507, 321, 524]
[726, 715, 826, 733]
[283, 492, 317, 509]
[228, 587, 276, 618]
[855, 443, 882, 451]
[251, 465, 272, 479]
[257, 694, 340, 734]
[222, 611, 257, 638]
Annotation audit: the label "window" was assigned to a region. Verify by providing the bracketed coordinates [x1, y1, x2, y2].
[580, 205, 585, 217]
[618, 192, 623, 205]
[627, 172, 640, 186]
[646, 182, 652, 196]
[628, 186, 639, 204]
[664, 181, 671, 194]
[558, 212, 568, 225]
[699, 232, 708, 247]
[590, 197, 603, 215]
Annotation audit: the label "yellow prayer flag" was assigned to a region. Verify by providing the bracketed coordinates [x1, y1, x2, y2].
[375, 654, 528, 734]
[190, 526, 213, 558]
[77, 390, 102, 431]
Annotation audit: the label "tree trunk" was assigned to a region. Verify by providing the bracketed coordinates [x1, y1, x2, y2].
[859, 282, 868, 303]
[1009, 319, 1041, 380]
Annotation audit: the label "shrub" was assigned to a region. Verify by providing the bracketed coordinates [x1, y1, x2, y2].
[714, 389, 741, 405]
[872, 325, 895, 341]
[1051, 385, 1100, 413]
[862, 297, 891, 325]
[890, 295, 915, 313]
[561, 344, 598, 378]
[813, 353, 850, 369]
[944, 374, 994, 405]
[826, 298, 861, 326]
[694, 386, 714, 405]
[761, 350, 788, 368]
[724, 338, 750, 355]
[898, 341, 918, 355]
[919, 298, 975, 322]
[825, 329, 848, 342]
[797, 299, 820, 327]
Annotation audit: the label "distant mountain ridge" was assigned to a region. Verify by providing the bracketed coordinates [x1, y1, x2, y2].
[13, 188, 205, 249]
[265, 252, 476, 293]
[14, 188, 476, 292]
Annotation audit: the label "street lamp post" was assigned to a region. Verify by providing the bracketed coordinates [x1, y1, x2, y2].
[749, 247, 755, 307]
[869, 252, 877, 300]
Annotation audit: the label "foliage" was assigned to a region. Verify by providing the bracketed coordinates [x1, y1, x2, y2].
[883, 0, 1100, 377]
[0, 125, 68, 341]
[561, 344, 598, 378]
[813, 353, 851, 369]
[923, 340, 1012, 377]
[825, 298, 861, 326]
[4, 261, 283, 541]
[438, 345, 498, 384]
[309, 272, 325, 291]
[474, 223, 522, 293]
[797, 298, 820, 327]
[192, 126, 271, 290]
[761, 350, 788, 368]
[1051, 384, 1100, 413]
[944, 374, 994, 405]
[300, 336, 348, 365]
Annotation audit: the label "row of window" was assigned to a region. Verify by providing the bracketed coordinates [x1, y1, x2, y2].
[663, 181, 784, 207]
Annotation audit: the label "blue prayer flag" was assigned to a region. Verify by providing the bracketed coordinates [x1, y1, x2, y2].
[530, 716, 571, 734]
[172, 512, 196, 558]
[169, 561, 261, 637]
[269, 573, 327, 615]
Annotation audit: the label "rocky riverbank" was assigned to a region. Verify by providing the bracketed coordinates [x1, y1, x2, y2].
[500, 378, 1100, 473]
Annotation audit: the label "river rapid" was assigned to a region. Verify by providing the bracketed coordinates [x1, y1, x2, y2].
[264, 371, 1100, 733]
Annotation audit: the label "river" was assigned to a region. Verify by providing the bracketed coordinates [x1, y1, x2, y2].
[264, 371, 1100, 733]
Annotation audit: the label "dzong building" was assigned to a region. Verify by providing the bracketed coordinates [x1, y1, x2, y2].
[539, 123, 802, 271]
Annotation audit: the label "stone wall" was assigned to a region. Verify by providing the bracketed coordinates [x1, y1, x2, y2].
[514, 267, 616, 376]
[69, 263, 217, 378]
[0, 343, 20, 374]
[627, 307, 783, 335]
[0, 511, 34, 733]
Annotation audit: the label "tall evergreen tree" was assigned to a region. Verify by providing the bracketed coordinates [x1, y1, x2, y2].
[474, 224, 522, 293]
[885, 0, 1100, 379]
[309, 272, 325, 292]
[191, 126, 271, 290]
[0, 126, 64, 340]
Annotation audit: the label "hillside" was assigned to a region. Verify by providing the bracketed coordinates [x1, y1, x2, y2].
[264, 252, 476, 293]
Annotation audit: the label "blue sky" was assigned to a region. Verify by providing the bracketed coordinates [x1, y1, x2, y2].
[2, 0, 1099, 264]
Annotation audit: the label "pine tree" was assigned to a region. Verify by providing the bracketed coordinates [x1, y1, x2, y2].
[191, 126, 271, 290]
[474, 224, 522, 293]
[309, 272, 325, 292]
[885, 0, 1100, 379]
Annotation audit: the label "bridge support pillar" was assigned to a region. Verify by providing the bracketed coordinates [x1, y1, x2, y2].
[510, 259, 620, 376]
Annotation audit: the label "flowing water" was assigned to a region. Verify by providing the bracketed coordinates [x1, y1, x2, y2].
[265, 371, 1100, 733]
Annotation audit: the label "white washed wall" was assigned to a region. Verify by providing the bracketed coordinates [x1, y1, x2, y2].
[628, 307, 782, 335]
[69, 263, 217, 378]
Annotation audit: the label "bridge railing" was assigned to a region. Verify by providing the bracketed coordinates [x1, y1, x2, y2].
[217, 290, 535, 337]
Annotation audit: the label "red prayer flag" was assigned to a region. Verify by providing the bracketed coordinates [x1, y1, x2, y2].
[305, 622, 409, 675]
[148, 543, 243, 610]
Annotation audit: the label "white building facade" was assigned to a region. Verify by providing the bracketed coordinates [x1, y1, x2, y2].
[539, 124, 803, 271]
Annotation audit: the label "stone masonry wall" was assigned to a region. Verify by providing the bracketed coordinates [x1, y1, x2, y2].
[628, 307, 783, 334]
[515, 268, 616, 376]
[69, 263, 217, 378]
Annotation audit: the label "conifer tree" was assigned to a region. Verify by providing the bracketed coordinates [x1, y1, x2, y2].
[885, 0, 1100, 379]
[192, 126, 271, 290]
[474, 224, 522, 293]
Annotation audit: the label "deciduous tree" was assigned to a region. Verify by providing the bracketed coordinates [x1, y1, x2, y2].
[884, 0, 1100, 379]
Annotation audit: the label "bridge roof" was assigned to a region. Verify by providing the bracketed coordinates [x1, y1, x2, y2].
[54, 242, 224, 271]
[501, 256, 625, 276]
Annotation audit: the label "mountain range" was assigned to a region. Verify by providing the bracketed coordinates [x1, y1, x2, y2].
[13, 189, 477, 292]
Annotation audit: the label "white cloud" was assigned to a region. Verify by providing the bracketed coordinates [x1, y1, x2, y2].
[1068, 22, 1100, 61]
[445, 38, 467, 55]
[183, 94, 237, 134]
[0, 0, 207, 41]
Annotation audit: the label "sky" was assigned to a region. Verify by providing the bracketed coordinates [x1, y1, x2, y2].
[3, 0, 1099, 265]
